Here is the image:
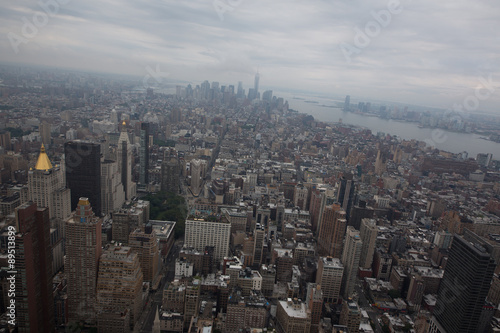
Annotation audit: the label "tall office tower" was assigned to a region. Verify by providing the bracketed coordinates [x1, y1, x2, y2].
[111, 200, 150, 244]
[96, 245, 143, 330]
[316, 257, 344, 303]
[293, 183, 308, 210]
[14, 202, 54, 332]
[374, 150, 387, 175]
[0, 131, 11, 150]
[190, 159, 205, 196]
[139, 122, 150, 185]
[65, 141, 102, 216]
[101, 159, 126, 216]
[117, 123, 136, 200]
[252, 223, 265, 268]
[430, 231, 496, 333]
[344, 95, 350, 111]
[307, 284, 323, 333]
[184, 218, 230, 262]
[339, 300, 361, 333]
[317, 203, 347, 258]
[341, 226, 362, 299]
[309, 188, 326, 234]
[65, 198, 102, 325]
[337, 177, 355, 221]
[129, 226, 160, 283]
[254, 72, 260, 96]
[359, 218, 378, 269]
[262, 90, 273, 101]
[161, 157, 180, 193]
[237, 81, 244, 98]
[39, 121, 51, 145]
[28, 144, 71, 222]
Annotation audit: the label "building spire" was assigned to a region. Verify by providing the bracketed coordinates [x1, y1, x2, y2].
[35, 143, 53, 171]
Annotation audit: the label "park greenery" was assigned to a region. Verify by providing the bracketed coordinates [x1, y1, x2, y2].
[143, 191, 187, 239]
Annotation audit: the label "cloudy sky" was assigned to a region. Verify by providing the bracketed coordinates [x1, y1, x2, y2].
[1, 0, 499, 111]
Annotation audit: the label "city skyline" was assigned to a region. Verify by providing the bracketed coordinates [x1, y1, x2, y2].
[1, 0, 499, 112]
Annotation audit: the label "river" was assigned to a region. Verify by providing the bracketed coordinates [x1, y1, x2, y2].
[279, 92, 500, 158]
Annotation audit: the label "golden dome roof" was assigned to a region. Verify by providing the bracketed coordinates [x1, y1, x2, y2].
[35, 143, 53, 171]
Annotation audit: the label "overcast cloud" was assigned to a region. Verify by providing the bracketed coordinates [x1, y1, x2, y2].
[1, 0, 499, 111]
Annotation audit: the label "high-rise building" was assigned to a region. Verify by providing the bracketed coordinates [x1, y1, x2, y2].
[96, 245, 143, 329]
[307, 284, 323, 333]
[111, 200, 150, 244]
[339, 299, 361, 333]
[101, 159, 125, 216]
[317, 203, 347, 258]
[14, 202, 54, 332]
[359, 218, 377, 270]
[254, 72, 260, 97]
[190, 159, 205, 196]
[226, 290, 268, 332]
[117, 123, 136, 200]
[276, 299, 311, 333]
[65, 141, 102, 216]
[344, 95, 350, 111]
[39, 121, 51, 145]
[316, 257, 344, 303]
[341, 226, 362, 299]
[129, 226, 160, 283]
[139, 122, 150, 185]
[184, 217, 231, 262]
[252, 223, 265, 268]
[65, 198, 102, 325]
[430, 231, 496, 333]
[337, 178, 355, 220]
[161, 157, 180, 193]
[28, 143, 71, 222]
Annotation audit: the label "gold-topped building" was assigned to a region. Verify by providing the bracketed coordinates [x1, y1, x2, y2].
[34, 143, 53, 170]
[28, 143, 71, 222]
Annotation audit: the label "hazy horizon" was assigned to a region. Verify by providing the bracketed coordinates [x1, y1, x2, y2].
[1, 0, 499, 112]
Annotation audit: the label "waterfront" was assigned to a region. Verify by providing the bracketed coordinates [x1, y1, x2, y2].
[282, 93, 500, 158]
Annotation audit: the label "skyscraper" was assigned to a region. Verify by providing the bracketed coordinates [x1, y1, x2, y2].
[28, 143, 71, 222]
[65, 198, 102, 325]
[254, 72, 260, 97]
[101, 159, 125, 216]
[65, 141, 102, 216]
[359, 218, 377, 270]
[129, 226, 160, 283]
[317, 203, 347, 258]
[139, 122, 150, 185]
[14, 202, 54, 332]
[161, 157, 180, 193]
[430, 231, 496, 333]
[96, 245, 143, 329]
[344, 95, 350, 111]
[341, 226, 362, 299]
[117, 123, 136, 200]
[337, 177, 355, 221]
[184, 218, 230, 262]
[252, 223, 265, 268]
[316, 257, 344, 303]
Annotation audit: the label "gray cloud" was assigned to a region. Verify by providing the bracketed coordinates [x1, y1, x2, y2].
[0, 0, 499, 111]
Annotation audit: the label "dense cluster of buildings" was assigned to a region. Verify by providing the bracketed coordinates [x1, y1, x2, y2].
[1, 67, 500, 332]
